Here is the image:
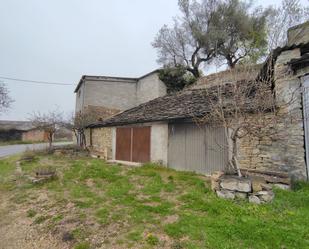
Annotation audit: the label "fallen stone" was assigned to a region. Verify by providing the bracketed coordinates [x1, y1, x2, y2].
[249, 195, 261, 204]
[235, 192, 247, 199]
[220, 177, 252, 192]
[273, 183, 290, 190]
[211, 180, 220, 191]
[216, 190, 235, 200]
[31, 178, 46, 184]
[211, 171, 225, 191]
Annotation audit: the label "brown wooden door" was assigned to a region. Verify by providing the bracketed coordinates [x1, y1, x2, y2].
[132, 127, 151, 163]
[116, 127, 132, 161]
[115, 126, 151, 163]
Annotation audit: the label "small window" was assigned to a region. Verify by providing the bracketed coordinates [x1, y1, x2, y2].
[78, 90, 81, 98]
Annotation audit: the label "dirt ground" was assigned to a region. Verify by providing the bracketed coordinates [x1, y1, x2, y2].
[0, 192, 70, 249]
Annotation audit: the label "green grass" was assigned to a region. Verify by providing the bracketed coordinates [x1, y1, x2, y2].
[74, 242, 90, 249]
[0, 153, 309, 248]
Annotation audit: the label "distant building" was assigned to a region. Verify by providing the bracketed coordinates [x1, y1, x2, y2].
[0, 121, 73, 142]
[0, 120, 48, 142]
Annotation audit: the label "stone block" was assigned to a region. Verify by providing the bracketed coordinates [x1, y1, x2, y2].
[220, 177, 252, 193]
[235, 192, 247, 199]
[256, 190, 275, 203]
[249, 195, 261, 204]
[273, 183, 290, 190]
[261, 183, 273, 191]
[216, 190, 235, 200]
[251, 176, 266, 193]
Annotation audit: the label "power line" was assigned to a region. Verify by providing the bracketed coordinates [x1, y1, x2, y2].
[0, 76, 74, 86]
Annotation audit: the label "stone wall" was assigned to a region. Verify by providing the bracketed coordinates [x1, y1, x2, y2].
[237, 48, 307, 180]
[288, 21, 309, 46]
[86, 127, 112, 160]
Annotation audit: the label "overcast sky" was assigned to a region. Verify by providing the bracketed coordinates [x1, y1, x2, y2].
[0, 0, 308, 121]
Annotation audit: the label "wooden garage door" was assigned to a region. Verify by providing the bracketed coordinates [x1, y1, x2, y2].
[132, 127, 151, 162]
[168, 123, 228, 175]
[116, 127, 151, 163]
[116, 127, 132, 161]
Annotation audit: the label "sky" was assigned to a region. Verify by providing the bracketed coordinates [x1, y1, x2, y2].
[0, 0, 308, 121]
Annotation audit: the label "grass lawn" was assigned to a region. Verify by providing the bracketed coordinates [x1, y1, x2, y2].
[0, 152, 308, 249]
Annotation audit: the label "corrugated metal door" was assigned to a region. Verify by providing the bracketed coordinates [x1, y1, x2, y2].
[168, 124, 186, 170]
[116, 127, 132, 161]
[132, 127, 151, 163]
[168, 123, 228, 175]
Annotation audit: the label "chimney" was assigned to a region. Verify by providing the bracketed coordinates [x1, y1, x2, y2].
[287, 21, 309, 46]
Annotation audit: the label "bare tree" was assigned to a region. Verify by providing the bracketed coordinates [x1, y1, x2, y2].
[194, 62, 298, 176]
[0, 82, 13, 113]
[266, 0, 309, 51]
[73, 110, 97, 148]
[29, 109, 64, 150]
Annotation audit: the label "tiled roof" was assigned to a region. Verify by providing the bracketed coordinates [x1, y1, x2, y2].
[88, 81, 267, 128]
[88, 42, 309, 128]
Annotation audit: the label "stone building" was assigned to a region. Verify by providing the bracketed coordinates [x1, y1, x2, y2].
[85, 22, 309, 180]
[74, 70, 166, 113]
[74, 70, 167, 157]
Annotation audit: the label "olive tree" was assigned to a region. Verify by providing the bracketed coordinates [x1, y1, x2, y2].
[153, 0, 270, 76]
[209, 0, 269, 68]
[152, 0, 219, 78]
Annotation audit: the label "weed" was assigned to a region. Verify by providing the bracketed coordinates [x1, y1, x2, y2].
[74, 242, 90, 249]
[95, 207, 109, 224]
[146, 234, 159, 246]
[126, 230, 143, 242]
[52, 214, 63, 222]
[34, 215, 49, 224]
[27, 209, 37, 218]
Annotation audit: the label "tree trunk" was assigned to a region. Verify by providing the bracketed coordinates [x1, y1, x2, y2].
[227, 57, 236, 69]
[187, 67, 200, 78]
[231, 135, 242, 177]
[48, 132, 53, 150]
[77, 129, 86, 149]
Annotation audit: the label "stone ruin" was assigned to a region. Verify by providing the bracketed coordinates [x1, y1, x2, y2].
[211, 170, 291, 204]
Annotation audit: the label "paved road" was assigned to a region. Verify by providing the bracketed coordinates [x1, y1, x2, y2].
[0, 142, 73, 158]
